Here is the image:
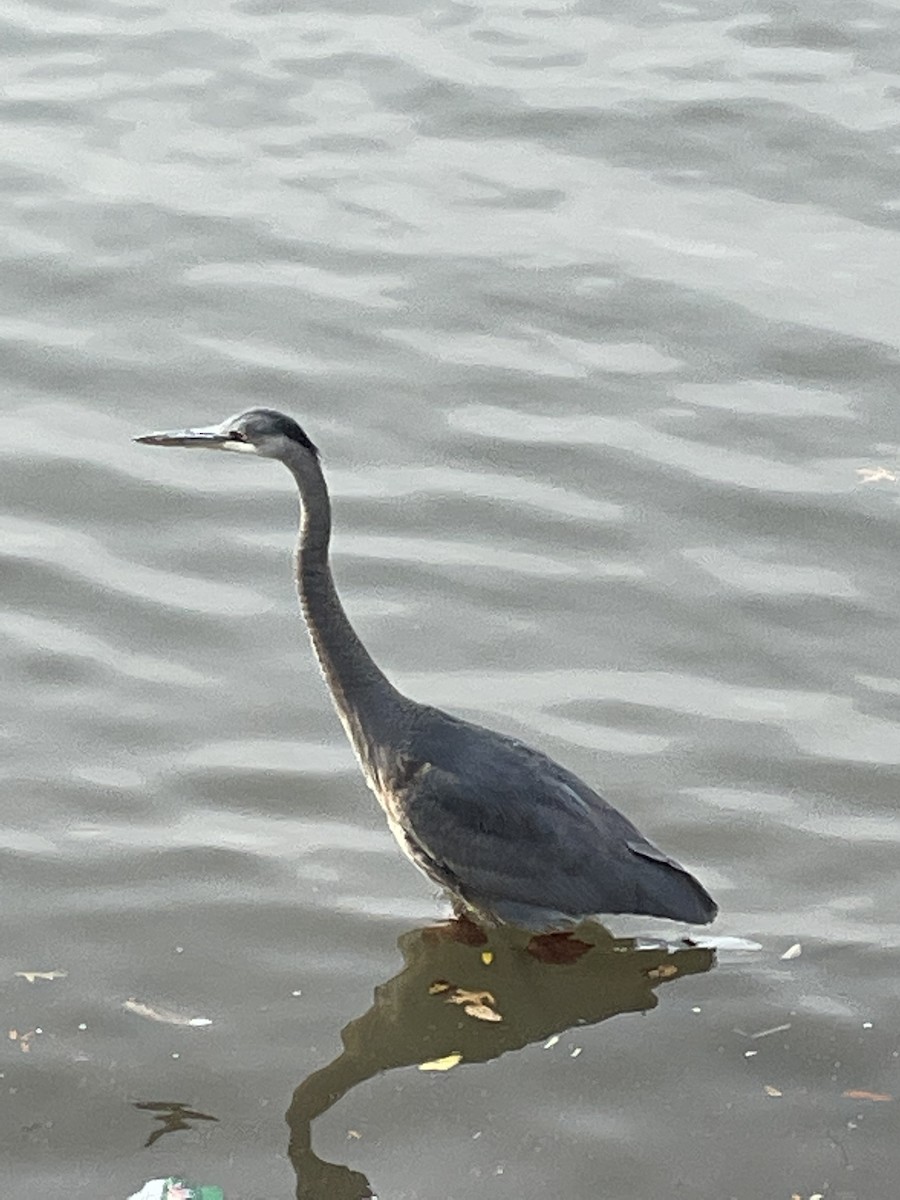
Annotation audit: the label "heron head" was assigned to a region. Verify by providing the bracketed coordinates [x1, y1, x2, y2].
[134, 408, 318, 459]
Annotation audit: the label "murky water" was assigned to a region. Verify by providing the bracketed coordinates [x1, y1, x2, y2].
[3, 0, 900, 1196]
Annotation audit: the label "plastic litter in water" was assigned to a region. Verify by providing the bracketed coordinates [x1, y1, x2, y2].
[128, 1180, 224, 1200]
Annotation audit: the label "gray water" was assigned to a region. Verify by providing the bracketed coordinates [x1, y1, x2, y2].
[3, 0, 900, 1196]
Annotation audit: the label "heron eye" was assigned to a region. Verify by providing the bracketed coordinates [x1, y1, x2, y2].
[227, 430, 247, 442]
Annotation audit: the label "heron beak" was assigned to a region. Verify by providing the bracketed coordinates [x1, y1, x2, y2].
[133, 425, 231, 449]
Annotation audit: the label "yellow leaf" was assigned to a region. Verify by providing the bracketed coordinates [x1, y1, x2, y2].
[481, 951, 494, 965]
[418, 1052, 463, 1072]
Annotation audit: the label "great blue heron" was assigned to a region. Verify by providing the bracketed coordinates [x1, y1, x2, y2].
[135, 408, 717, 931]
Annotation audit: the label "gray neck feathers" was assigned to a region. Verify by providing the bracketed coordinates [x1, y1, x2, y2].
[282, 442, 405, 766]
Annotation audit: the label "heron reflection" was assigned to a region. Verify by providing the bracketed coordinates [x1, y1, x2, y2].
[286, 921, 714, 1200]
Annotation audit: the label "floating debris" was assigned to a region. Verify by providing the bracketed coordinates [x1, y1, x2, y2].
[780, 944, 802, 961]
[763, 1085, 783, 1097]
[15, 970, 67, 984]
[433, 984, 503, 1022]
[418, 1052, 463, 1072]
[464, 1003, 502, 1023]
[842, 1089, 892, 1102]
[128, 1181, 223, 1200]
[446, 988, 495, 1008]
[123, 999, 212, 1027]
[645, 963, 678, 981]
[544, 1035, 560, 1049]
[751, 1023, 792, 1040]
[734, 1023, 792, 1040]
[8, 1029, 37, 1053]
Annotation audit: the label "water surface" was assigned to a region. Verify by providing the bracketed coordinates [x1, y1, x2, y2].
[2, 0, 900, 1196]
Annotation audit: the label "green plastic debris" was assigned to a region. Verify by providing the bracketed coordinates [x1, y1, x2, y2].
[128, 1179, 224, 1200]
[165, 1182, 224, 1200]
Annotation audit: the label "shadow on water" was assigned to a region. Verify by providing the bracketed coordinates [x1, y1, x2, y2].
[285, 921, 715, 1200]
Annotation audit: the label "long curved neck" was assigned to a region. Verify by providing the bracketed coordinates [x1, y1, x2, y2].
[281, 442, 405, 771]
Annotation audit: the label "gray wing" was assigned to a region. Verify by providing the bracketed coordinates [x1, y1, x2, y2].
[396, 744, 716, 926]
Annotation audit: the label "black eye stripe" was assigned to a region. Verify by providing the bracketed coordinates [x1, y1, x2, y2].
[227, 430, 247, 441]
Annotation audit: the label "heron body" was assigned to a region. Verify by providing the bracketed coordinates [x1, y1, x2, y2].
[136, 408, 717, 931]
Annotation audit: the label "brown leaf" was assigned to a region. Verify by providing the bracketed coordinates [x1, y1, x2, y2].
[428, 980, 451, 995]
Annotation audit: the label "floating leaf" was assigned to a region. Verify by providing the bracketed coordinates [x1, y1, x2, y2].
[446, 988, 495, 1008]
[842, 1089, 892, 1102]
[544, 1035, 560, 1049]
[645, 963, 678, 980]
[418, 1052, 463, 1072]
[123, 999, 211, 1027]
[428, 980, 451, 995]
[463, 1003, 502, 1023]
[780, 944, 802, 961]
[763, 1085, 782, 1097]
[481, 951, 494, 965]
[15, 970, 67, 984]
